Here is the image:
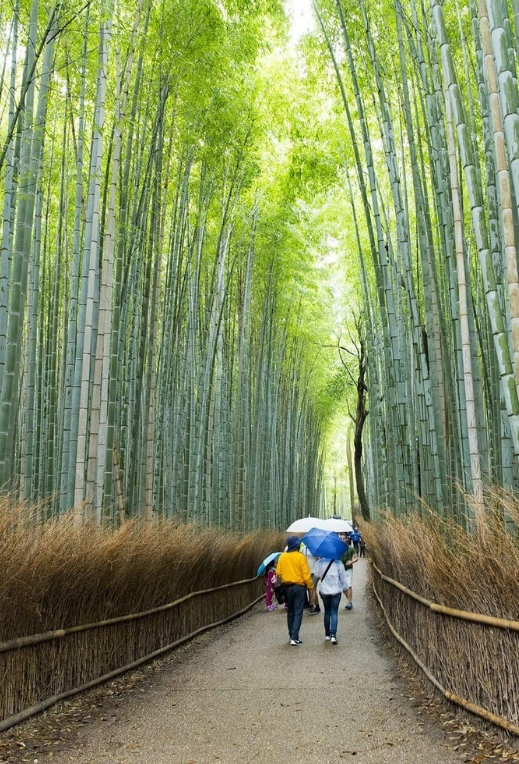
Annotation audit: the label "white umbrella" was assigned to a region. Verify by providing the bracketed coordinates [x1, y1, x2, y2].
[319, 517, 353, 533]
[286, 516, 322, 532]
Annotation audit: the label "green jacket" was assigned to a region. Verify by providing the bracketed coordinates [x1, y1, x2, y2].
[341, 546, 355, 568]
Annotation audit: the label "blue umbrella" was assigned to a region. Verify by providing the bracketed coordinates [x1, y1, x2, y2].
[300, 528, 347, 560]
[257, 551, 281, 576]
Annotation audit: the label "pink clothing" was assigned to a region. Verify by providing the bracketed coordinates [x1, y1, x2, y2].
[265, 568, 276, 608]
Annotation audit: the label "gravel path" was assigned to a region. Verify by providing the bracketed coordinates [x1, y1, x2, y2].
[22, 558, 472, 764]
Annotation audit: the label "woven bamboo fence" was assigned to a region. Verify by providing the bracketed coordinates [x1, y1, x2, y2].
[0, 575, 263, 732]
[372, 563, 519, 735]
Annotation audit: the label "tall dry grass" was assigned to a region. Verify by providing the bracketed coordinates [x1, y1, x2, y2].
[0, 498, 284, 642]
[360, 488, 519, 619]
[359, 490, 519, 730]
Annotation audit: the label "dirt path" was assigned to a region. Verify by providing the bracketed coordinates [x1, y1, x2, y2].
[2, 559, 506, 764]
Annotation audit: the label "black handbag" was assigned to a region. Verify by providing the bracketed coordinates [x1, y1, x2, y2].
[274, 583, 287, 604]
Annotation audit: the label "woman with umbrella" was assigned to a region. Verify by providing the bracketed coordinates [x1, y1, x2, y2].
[313, 556, 349, 644]
[300, 529, 349, 645]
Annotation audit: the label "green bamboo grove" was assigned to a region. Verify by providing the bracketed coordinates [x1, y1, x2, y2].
[0, 0, 338, 527]
[309, 0, 519, 521]
[3, 0, 519, 527]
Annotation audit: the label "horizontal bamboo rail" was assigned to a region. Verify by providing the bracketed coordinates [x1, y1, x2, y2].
[372, 563, 519, 631]
[0, 576, 259, 654]
[372, 564, 519, 736]
[0, 592, 264, 734]
[0, 575, 264, 732]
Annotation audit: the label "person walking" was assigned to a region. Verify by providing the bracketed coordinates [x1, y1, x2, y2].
[275, 535, 314, 646]
[301, 541, 320, 614]
[313, 557, 349, 644]
[340, 534, 358, 610]
[265, 561, 277, 611]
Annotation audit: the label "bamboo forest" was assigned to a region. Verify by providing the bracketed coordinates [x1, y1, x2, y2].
[2, 0, 519, 529]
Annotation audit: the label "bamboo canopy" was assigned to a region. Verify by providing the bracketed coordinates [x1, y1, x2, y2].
[0, 0, 519, 523]
[313, 0, 519, 518]
[0, 0, 334, 526]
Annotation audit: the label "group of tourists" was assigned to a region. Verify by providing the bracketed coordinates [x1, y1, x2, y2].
[264, 526, 364, 646]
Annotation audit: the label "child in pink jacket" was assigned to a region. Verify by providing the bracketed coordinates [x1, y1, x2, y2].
[265, 562, 277, 610]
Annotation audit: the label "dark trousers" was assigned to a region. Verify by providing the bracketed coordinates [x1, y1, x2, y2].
[285, 584, 307, 641]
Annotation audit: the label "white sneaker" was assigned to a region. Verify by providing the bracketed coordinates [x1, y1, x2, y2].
[331, 636, 338, 645]
[325, 636, 331, 641]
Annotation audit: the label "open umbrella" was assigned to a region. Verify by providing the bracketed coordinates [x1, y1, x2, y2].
[257, 551, 281, 576]
[293, 517, 352, 532]
[320, 517, 353, 533]
[300, 528, 347, 560]
[286, 516, 321, 533]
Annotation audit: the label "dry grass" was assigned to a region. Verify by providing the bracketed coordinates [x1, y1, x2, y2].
[360, 487, 519, 619]
[0, 498, 284, 642]
[359, 487, 519, 729]
[0, 499, 284, 722]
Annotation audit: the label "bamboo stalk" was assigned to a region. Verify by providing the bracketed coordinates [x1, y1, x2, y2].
[112, 444, 125, 524]
[429, 602, 519, 631]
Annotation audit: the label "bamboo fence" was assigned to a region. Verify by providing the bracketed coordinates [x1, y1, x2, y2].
[0, 575, 263, 732]
[372, 563, 519, 735]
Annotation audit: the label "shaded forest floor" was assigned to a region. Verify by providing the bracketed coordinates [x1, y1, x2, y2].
[1, 559, 518, 764]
